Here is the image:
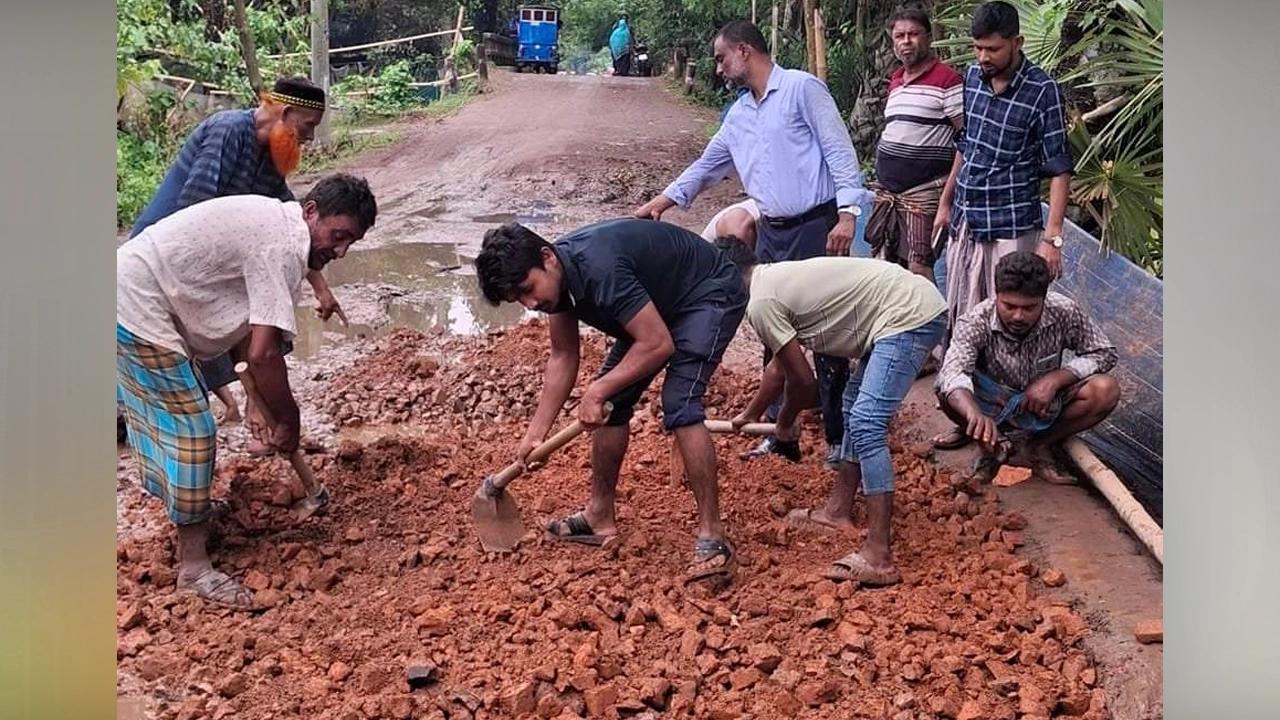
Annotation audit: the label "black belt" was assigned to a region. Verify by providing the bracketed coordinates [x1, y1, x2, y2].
[761, 199, 837, 230]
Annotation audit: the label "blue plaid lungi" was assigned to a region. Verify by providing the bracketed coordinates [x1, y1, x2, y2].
[116, 323, 218, 524]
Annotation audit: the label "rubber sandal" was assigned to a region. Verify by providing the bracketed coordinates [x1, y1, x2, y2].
[685, 538, 737, 583]
[784, 508, 844, 535]
[932, 427, 971, 450]
[180, 569, 255, 610]
[545, 512, 613, 546]
[822, 551, 901, 587]
[740, 437, 801, 463]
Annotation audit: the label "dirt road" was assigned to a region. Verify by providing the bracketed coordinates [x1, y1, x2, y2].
[117, 69, 1162, 720]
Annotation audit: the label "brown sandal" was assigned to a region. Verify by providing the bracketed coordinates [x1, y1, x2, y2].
[685, 538, 737, 583]
[180, 569, 255, 610]
[823, 552, 901, 587]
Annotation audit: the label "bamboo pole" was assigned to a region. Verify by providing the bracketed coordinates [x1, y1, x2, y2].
[267, 26, 476, 58]
[1063, 438, 1164, 565]
[453, 4, 466, 49]
[802, 0, 817, 73]
[814, 8, 827, 82]
[855, 0, 865, 46]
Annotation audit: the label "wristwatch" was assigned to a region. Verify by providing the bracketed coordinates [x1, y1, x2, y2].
[838, 205, 861, 218]
[1043, 234, 1064, 248]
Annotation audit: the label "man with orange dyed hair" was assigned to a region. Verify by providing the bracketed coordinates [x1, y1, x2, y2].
[121, 77, 344, 451]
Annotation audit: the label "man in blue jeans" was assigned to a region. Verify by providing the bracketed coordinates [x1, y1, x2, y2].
[721, 238, 947, 588]
[474, 219, 748, 585]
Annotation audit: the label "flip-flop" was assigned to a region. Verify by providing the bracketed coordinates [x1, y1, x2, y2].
[740, 437, 802, 463]
[685, 537, 737, 583]
[784, 508, 845, 535]
[180, 569, 256, 610]
[208, 498, 233, 523]
[545, 512, 614, 546]
[932, 427, 971, 450]
[822, 551, 902, 587]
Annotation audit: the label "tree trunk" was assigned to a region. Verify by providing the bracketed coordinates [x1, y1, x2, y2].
[855, 0, 865, 46]
[1056, 1, 1095, 116]
[231, 0, 264, 96]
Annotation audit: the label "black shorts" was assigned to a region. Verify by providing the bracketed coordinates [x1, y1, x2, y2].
[596, 291, 746, 430]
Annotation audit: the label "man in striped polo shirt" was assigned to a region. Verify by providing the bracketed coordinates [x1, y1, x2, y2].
[866, 6, 963, 287]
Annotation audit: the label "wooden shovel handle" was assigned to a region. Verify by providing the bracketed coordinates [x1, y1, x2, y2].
[704, 420, 777, 436]
[233, 361, 321, 497]
[490, 402, 613, 491]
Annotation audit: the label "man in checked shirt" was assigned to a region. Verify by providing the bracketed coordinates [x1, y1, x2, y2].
[936, 252, 1119, 484]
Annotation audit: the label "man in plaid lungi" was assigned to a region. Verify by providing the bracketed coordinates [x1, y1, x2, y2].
[117, 173, 377, 609]
[931, 2, 1076, 448]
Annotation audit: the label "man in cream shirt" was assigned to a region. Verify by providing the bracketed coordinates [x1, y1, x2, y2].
[722, 238, 946, 588]
[116, 173, 377, 609]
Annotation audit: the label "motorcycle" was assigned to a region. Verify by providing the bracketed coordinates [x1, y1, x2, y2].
[633, 41, 652, 77]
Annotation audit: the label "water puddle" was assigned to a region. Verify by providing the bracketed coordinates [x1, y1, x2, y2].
[470, 200, 568, 226]
[291, 241, 533, 360]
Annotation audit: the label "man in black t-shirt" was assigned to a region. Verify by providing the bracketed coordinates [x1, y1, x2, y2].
[475, 219, 748, 584]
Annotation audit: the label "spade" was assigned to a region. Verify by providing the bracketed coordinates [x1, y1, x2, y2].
[471, 402, 612, 553]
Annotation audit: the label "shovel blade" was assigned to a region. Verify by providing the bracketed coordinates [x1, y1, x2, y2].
[471, 487, 525, 553]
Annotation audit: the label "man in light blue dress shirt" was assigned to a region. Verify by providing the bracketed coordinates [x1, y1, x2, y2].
[635, 19, 876, 468]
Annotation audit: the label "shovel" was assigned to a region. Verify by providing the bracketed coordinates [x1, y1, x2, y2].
[233, 361, 329, 521]
[472, 402, 613, 553]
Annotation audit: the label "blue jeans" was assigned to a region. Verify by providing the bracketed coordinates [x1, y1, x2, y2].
[839, 313, 947, 495]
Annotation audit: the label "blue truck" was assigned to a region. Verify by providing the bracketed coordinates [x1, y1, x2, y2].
[515, 5, 561, 74]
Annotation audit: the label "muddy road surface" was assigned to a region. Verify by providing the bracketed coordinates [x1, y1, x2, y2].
[117, 69, 1162, 719]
